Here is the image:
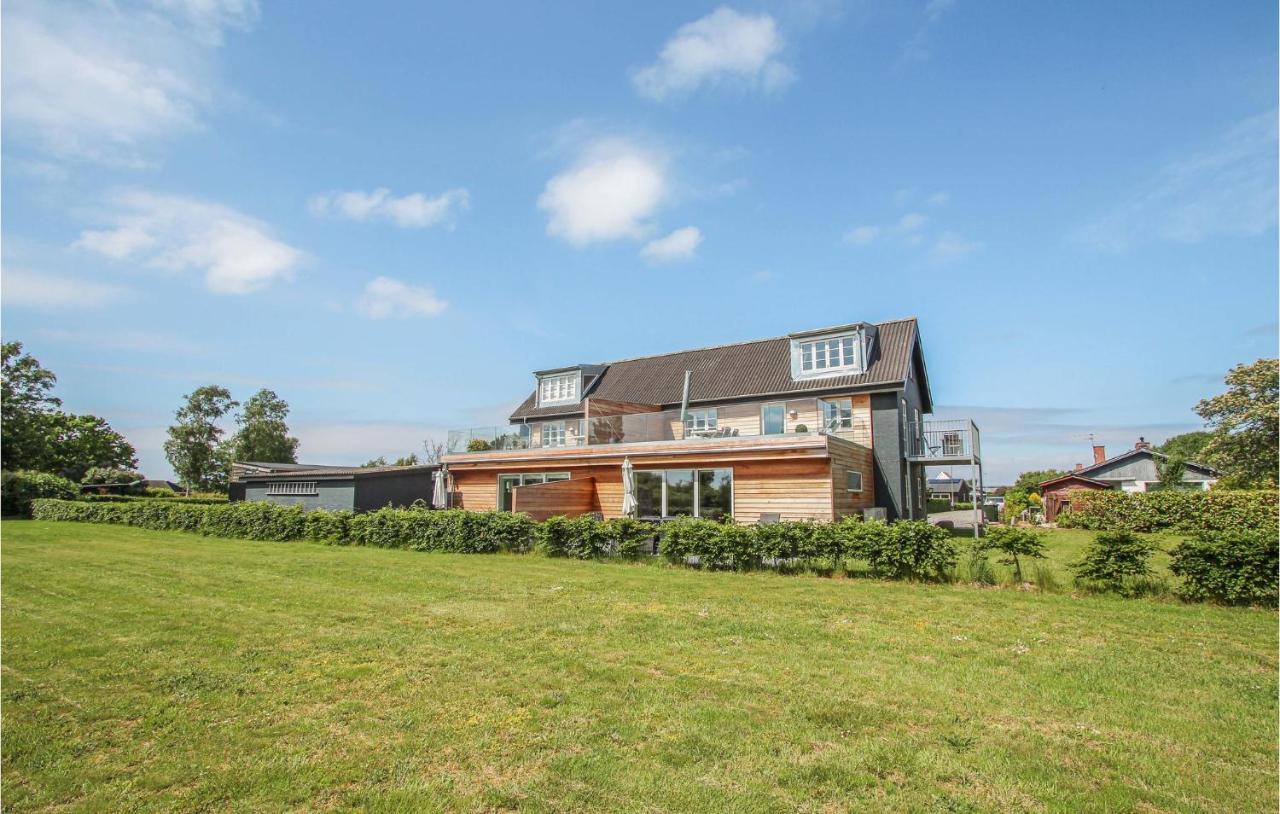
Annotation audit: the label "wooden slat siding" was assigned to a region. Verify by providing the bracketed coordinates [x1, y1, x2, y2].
[511, 477, 596, 521]
[732, 459, 835, 523]
[444, 433, 832, 466]
[829, 436, 876, 518]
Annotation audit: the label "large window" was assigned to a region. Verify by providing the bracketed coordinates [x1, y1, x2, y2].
[683, 408, 718, 436]
[799, 334, 858, 374]
[538, 373, 578, 405]
[267, 481, 317, 495]
[820, 398, 854, 432]
[498, 472, 570, 511]
[634, 468, 732, 519]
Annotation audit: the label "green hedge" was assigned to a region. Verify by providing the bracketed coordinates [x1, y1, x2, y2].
[80, 494, 229, 505]
[1057, 489, 1277, 534]
[1169, 531, 1278, 606]
[2, 471, 79, 517]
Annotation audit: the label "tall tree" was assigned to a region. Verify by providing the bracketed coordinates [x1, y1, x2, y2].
[228, 389, 299, 464]
[2, 341, 61, 470]
[164, 386, 238, 494]
[1157, 431, 1214, 462]
[1195, 359, 1279, 487]
[422, 438, 446, 464]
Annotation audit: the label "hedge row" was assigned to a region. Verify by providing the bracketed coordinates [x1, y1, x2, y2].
[2, 471, 78, 517]
[1057, 489, 1277, 534]
[1170, 531, 1279, 606]
[79, 494, 229, 505]
[29, 499, 958, 581]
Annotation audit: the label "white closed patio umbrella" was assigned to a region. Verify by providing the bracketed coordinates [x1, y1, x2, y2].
[621, 457, 637, 517]
[432, 465, 448, 509]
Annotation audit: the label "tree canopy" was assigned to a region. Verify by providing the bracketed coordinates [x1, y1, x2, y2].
[228, 389, 299, 464]
[1194, 359, 1278, 487]
[2, 342, 138, 478]
[1157, 431, 1214, 462]
[1012, 469, 1068, 494]
[164, 386, 238, 494]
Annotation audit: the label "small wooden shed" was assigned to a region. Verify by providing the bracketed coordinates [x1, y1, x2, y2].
[1039, 473, 1115, 522]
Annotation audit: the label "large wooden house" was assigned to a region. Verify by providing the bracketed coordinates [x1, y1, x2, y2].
[442, 318, 981, 523]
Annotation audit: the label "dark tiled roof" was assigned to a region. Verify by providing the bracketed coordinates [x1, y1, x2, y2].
[1074, 448, 1220, 478]
[926, 479, 970, 493]
[511, 317, 922, 420]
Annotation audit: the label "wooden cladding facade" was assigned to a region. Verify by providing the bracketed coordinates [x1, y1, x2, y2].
[448, 434, 874, 524]
[511, 477, 596, 522]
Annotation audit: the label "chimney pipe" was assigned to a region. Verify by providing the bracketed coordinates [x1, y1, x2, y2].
[1074, 463, 1083, 472]
[1092, 445, 1106, 465]
[1135, 436, 1151, 450]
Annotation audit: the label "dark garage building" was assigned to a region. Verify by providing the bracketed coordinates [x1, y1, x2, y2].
[230, 462, 443, 512]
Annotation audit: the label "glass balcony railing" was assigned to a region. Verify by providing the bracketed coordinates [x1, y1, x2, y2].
[447, 398, 876, 454]
[907, 419, 981, 461]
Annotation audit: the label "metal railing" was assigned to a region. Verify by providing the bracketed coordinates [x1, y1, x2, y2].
[447, 398, 874, 453]
[907, 419, 980, 461]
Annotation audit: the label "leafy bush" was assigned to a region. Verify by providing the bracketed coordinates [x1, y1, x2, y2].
[2, 470, 79, 517]
[980, 526, 1046, 582]
[863, 521, 957, 581]
[1169, 531, 1279, 606]
[602, 517, 656, 558]
[1071, 531, 1160, 595]
[659, 517, 729, 566]
[80, 494, 228, 505]
[538, 515, 610, 559]
[1059, 489, 1276, 535]
[305, 509, 352, 543]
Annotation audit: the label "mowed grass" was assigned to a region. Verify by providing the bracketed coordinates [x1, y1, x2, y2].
[3, 521, 1276, 813]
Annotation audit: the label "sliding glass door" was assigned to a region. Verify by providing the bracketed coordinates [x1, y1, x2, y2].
[633, 468, 733, 519]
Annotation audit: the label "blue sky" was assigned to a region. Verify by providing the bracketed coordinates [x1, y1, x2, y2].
[2, 0, 1276, 484]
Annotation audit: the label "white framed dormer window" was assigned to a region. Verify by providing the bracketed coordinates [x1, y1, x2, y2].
[791, 330, 864, 380]
[538, 372, 579, 406]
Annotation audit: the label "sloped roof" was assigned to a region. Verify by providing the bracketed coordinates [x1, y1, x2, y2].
[234, 463, 440, 481]
[511, 317, 924, 420]
[927, 478, 970, 493]
[1074, 447, 1220, 479]
[1039, 473, 1115, 490]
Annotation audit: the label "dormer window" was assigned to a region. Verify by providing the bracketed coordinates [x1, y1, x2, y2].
[538, 372, 579, 406]
[790, 329, 865, 379]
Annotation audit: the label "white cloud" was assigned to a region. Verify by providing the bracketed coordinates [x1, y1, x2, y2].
[843, 225, 881, 246]
[642, 226, 703, 262]
[74, 190, 303, 294]
[632, 7, 794, 101]
[309, 187, 470, 229]
[898, 212, 929, 232]
[356, 276, 447, 320]
[926, 191, 950, 206]
[750, 270, 776, 283]
[1077, 110, 1278, 251]
[2, 267, 130, 309]
[1, 0, 253, 165]
[538, 140, 667, 245]
[931, 231, 983, 262]
[899, 0, 957, 66]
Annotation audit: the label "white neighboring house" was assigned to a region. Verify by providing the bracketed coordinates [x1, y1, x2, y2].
[1071, 438, 1219, 493]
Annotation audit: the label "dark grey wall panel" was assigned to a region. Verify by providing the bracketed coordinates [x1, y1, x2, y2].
[871, 392, 906, 520]
[354, 472, 436, 512]
[243, 480, 356, 511]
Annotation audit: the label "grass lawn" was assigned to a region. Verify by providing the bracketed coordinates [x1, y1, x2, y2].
[3, 521, 1276, 813]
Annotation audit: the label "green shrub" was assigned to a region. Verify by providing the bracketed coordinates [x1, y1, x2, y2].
[1059, 489, 1276, 534]
[659, 517, 728, 566]
[80, 494, 227, 505]
[1071, 531, 1160, 596]
[304, 509, 352, 543]
[1169, 531, 1279, 606]
[81, 467, 147, 494]
[864, 521, 956, 581]
[980, 526, 1046, 582]
[3, 471, 79, 517]
[601, 517, 656, 558]
[538, 515, 610, 559]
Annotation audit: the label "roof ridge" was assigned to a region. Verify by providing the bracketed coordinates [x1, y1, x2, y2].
[592, 317, 918, 367]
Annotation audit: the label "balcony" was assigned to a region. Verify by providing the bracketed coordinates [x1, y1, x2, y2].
[446, 398, 873, 455]
[907, 419, 981, 463]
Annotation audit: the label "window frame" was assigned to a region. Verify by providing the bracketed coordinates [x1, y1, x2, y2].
[791, 330, 864, 379]
[846, 471, 864, 493]
[635, 467, 734, 519]
[819, 397, 854, 432]
[760, 402, 786, 435]
[541, 420, 566, 448]
[683, 408, 719, 435]
[266, 481, 318, 496]
[537, 372, 580, 407]
[498, 472, 572, 511]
